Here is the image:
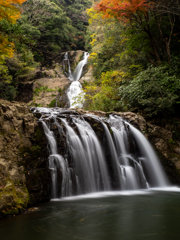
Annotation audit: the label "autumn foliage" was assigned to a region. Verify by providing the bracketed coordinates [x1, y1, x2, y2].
[0, 0, 26, 60]
[0, 0, 26, 22]
[95, 0, 151, 22]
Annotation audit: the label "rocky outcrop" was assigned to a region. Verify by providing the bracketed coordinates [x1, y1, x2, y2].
[0, 100, 50, 218]
[79, 66, 94, 84]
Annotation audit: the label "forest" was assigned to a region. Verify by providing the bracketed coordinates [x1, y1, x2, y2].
[0, 0, 91, 100]
[0, 0, 180, 119]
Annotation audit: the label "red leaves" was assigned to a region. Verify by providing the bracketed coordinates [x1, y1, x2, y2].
[95, 0, 151, 22]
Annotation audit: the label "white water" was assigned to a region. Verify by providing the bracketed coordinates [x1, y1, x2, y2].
[72, 52, 89, 81]
[67, 81, 84, 108]
[32, 101, 170, 198]
[52, 187, 180, 202]
[42, 121, 72, 198]
[72, 117, 110, 190]
[129, 123, 169, 187]
[65, 52, 89, 108]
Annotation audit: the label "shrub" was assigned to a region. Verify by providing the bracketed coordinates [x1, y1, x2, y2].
[119, 65, 180, 116]
[48, 99, 56, 108]
[0, 83, 17, 101]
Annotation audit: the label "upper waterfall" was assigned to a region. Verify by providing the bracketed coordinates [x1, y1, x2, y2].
[63, 52, 89, 108]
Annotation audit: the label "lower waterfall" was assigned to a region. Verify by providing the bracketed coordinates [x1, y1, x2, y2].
[31, 108, 169, 199]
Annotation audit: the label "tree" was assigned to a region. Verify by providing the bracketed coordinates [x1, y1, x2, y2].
[0, 0, 26, 23]
[95, 0, 180, 65]
[20, 0, 76, 62]
[0, 0, 26, 61]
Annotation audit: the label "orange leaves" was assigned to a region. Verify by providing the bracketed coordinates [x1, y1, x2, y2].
[0, 0, 26, 60]
[95, 0, 151, 22]
[0, 0, 26, 23]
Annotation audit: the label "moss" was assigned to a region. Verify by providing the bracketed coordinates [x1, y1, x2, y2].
[0, 179, 30, 216]
[19, 145, 42, 159]
[2, 208, 19, 216]
[35, 127, 44, 142]
[47, 99, 56, 108]
[34, 103, 42, 107]
[56, 101, 64, 108]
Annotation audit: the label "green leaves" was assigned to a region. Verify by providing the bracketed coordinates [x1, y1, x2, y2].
[19, 0, 77, 61]
[119, 64, 180, 116]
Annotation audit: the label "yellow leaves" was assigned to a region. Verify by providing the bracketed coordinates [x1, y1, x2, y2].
[0, 0, 26, 23]
[101, 70, 127, 86]
[0, 0, 26, 61]
[89, 52, 98, 58]
[90, 38, 97, 46]
[83, 69, 127, 111]
[0, 35, 15, 60]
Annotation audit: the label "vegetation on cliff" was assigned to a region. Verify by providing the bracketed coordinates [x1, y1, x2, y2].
[83, 0, 180, 118]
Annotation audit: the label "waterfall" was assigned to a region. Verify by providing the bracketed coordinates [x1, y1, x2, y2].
[64, 52, 89, 108]
[71, 52, 89, 81]
[32, 107, 169, 199]
[63, 52, 73, 81]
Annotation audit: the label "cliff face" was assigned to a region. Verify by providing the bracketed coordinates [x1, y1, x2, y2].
[0, 100, 50, 218]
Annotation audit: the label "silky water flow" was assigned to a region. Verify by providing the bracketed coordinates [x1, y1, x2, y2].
[63, 52, 89, 108]
[31, 53, 169, 199]
[31, 108, 169, 199]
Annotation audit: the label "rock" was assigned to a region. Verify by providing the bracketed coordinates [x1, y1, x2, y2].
[154, 138, 168, 158]
[171, 157, 178, 162]
[174, 148, 180, 155]
[79, 67, 94, 84]
[0, 99, 50, 218]
[28, 207, 39, 212]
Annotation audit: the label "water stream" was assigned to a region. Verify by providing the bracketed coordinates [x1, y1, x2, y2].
[31, 107, 170, 200]
[64, 52, 89, 108]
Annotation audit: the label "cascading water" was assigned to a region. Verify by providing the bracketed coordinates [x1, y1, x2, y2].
[31, 107, 169, 199]
[30, 51, 170, 199]
[64, 52, 89, 108]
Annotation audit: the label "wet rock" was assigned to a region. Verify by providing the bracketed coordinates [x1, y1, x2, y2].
[154, 138, 168, 158]
[28, 207, 39, 212]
